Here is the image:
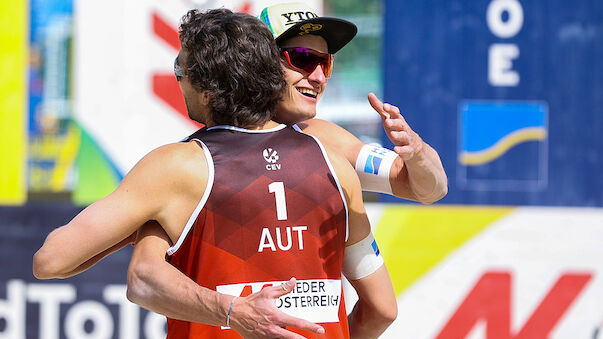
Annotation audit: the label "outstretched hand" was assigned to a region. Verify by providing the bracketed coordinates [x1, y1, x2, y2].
[368, 93, 423, 161]
[229, 277, 325, 339]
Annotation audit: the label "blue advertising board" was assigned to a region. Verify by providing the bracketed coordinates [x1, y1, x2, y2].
[0, 204, 166, 339]
[382, 0, 602, 206]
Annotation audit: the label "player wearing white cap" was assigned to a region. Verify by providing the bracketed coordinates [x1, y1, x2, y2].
[259, 2, 447, 202]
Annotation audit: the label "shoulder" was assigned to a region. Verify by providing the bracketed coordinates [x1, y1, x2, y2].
[136, 142, 205, 171]
[297, 119, 364, 164]
[121, 141, 208, 194]
[296, 118, 338, 134]
[297, 119, 358, 141]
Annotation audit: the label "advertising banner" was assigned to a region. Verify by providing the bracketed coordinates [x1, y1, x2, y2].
[382, 0, 602, 206]
[0, 0, 28, 205]
[27, 0, 77, 195]
[372, 205, 603, 339]
[70, 0, 321, 204]
[74, 0, 320, 177]
[0, 203, 165, 339]
[2, 204, 602, 338]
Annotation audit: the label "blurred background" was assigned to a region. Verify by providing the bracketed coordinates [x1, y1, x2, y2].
[0, 0, 602, 338]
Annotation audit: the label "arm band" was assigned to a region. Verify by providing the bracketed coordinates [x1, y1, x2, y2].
[354, 144, 397, 195]
[342, 232, 384, 280]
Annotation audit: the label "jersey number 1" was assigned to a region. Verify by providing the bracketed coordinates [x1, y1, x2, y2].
[268, 181, 287, 220]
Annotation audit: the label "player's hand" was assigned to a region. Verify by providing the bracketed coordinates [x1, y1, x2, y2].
[368, 93, 424, 161]
[229, 277, 325, 339]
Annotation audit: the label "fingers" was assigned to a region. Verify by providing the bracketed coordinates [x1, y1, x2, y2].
[389, 131, 411, 145]
[368, 93, 388, 119]
[369, 92, 405, 123]
[272, 278, 325, 335]
[267, 277, 296, 299]
[264, 278, 325, 335]
[383, 117, 409, 132]
[278, 312, 325, 335]
[383, 102, 402, 120]
[240, 324, 310, 339]
[272, 327, 313, 339]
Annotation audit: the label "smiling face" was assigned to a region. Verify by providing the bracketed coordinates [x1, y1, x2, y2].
[274, 35, 329, 126]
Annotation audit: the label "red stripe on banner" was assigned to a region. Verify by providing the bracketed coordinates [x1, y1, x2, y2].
[152, 74, 203, 128]
[436, 271, 593, 339]
[236, 1, 252, 13]
[514, 273, 592, 338]
[152, 11, 180, 51]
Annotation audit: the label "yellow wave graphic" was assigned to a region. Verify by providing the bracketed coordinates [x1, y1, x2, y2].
[459, 127, 547, 165]
[374, 205, 513, 297]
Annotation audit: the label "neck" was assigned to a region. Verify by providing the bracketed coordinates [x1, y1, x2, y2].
[248, 120, 280, 130]
[205, 120, 281, 130]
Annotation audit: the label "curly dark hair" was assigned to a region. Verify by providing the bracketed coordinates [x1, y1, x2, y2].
[179, 8, 286, 127]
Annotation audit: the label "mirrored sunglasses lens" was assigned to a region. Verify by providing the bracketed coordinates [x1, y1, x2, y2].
[288, 50, 331, 76]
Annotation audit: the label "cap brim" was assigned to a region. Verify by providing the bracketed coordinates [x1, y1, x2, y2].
[274, 17, 357, 54]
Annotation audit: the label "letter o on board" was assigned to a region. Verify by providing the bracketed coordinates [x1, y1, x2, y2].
[487, 0, 524, 38]
[65, 301, 113, 339]
[144, 312, 168, 339]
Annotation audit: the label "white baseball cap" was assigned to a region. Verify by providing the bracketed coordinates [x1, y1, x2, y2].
[259, 2, 357, 54]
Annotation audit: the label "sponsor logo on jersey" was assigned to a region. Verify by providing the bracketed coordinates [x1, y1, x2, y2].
[263, 148, 279, 163]
[217, 279, 342, 327]
[263, 148, 282, 170]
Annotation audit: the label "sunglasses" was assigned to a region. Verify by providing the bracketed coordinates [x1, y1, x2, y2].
[280, 47, 333, 78]
[174, 56, 184, 81]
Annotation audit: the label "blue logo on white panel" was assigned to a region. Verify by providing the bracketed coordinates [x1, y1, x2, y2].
[457, 101, 548, 191]
[364, 155, 382, 174]
[363, 147, 388, 175]
[371, 239, 380, 257]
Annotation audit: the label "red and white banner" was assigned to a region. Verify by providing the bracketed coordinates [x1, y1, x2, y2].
[74, 0, 321, 174]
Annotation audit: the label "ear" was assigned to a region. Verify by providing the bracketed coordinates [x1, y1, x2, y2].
[201, 92, 211, 106]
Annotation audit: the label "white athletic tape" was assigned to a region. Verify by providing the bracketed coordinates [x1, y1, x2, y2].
[342, 232, 384, 280]
[354, 144, 397, 194]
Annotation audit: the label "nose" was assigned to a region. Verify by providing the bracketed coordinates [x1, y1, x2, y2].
[307, 65, 326, 86]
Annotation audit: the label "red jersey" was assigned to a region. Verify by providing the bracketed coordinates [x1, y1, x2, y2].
[166, 124, 349, 338]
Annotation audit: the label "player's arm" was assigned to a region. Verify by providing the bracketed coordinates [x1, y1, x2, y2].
[126, 221, 325, 339]
[299, 93, 447, 204]
[346, 266, 397, 339]
[57, 233, 137, 278]
[325, 146, 398, 338]
[32, 143, 191, 279]
[127, 221, 231, 325]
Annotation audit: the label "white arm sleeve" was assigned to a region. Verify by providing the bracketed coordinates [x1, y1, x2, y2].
[342, 232, 384, 280]
[354, 144, 397, 194]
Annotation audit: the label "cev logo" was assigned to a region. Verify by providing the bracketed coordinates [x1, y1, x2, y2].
[263, 148, 281, 170]
[263, 148, 279, 163]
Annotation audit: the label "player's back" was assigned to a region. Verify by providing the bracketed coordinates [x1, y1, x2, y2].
[166, 124, 349, 338]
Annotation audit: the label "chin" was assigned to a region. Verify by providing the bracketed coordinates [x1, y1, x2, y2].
[303, 111, 317, 120]
[292, 104, 316, 119]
